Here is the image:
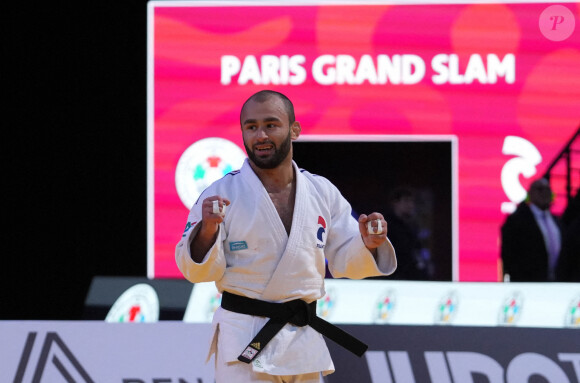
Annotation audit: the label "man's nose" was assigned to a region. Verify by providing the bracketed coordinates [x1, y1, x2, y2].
[256, 126, 268, 139]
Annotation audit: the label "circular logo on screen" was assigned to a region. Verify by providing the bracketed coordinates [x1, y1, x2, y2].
[435, 290, 458, 325]
[105, 283, 160, 323]
[564, 294, 580, 328]
[175, 138, 246, 209]
[374, 289, 396, 323]
[498, 291, 524, 326]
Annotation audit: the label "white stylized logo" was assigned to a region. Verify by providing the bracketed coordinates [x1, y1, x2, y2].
[501, 136, 542, 214]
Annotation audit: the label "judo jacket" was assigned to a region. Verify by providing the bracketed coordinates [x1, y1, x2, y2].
[176, 159, 397, 375]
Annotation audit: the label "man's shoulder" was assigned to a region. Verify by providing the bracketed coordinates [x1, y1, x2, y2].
[201, 168, 244, 196]
[298, 167, 336, 189]
[515, 202, 534, 216]
[220, 167, 244, 181]
[503, 203, 533, 225]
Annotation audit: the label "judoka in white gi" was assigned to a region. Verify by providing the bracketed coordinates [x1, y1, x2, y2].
[176, 90, 397, 383]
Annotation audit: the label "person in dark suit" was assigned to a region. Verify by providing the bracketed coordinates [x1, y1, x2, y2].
[501, 178, 563, 282]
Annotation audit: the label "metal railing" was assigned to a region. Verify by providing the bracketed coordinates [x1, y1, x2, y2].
[543, 125, 580, 207]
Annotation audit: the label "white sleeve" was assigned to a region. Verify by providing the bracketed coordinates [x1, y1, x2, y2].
[175, 195, 227, 283]
[323, 181, 397, 279]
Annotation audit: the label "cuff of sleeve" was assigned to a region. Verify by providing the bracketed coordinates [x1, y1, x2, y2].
[375, 238, 397, 275]
[186, 223, 225, 264]
[176, 223, 226, 282]
[338, 235, 392, 279]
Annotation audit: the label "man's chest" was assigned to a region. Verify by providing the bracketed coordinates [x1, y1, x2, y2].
[269, 189, 295, 234]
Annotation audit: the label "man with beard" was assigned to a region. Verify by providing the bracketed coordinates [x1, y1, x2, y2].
[176, 90, 397, 382]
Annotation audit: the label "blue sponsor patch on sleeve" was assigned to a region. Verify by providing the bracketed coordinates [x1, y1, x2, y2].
[229, 241, 248, 251]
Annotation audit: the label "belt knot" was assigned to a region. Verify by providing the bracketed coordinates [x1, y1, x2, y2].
[283, 299, 316, 327]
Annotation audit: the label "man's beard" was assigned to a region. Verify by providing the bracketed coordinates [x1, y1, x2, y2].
[245, 131, 292, 170]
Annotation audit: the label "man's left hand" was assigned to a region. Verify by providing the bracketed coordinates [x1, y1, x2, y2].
[358, 213, 388, 251]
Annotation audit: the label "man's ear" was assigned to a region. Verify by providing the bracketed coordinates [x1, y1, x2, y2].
[291, 121, 301, 140]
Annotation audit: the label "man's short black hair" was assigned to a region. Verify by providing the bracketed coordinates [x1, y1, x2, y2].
[240, 90, 296, 125]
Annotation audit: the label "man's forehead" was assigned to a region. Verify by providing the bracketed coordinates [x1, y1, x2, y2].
[244, 96, 284, 109]
[243, 116, 283, 124]
[531, 179, 551, 190]
[241, 98, 287, 120]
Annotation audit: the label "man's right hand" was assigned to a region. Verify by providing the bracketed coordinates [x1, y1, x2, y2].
[191, 196, 230, 263]
[199, 196, 230, 236]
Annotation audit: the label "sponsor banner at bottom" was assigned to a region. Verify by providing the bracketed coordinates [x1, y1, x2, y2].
[2, 321, 578, 383]
[326, 325, 580, 383]
[1, 321, 214, 383]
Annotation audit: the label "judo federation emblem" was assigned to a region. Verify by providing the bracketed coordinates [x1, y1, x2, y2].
[435, 290, 458, 325]
[317, 288, 336, 319]
[175, 137, 246, 209]
[565, 294, 580, 328]
[374, 289, 396, 323]
[498, 291, 523, 326]
[105, 283, 160, 323]
[316, 216, 327, 248]
[206, 292, 223, 321]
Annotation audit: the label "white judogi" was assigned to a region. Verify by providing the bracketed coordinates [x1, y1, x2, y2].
[176, 159, 397, 376]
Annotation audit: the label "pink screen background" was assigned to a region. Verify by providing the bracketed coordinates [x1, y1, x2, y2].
[149, 2, 580, 280]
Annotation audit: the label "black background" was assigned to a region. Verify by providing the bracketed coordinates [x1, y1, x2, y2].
[5, 2, 149, 319]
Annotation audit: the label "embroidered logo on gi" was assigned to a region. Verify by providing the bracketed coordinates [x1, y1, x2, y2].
[250, 342, 261, 350]
[182, 221, 197, 237]
[229, 241, 248, 251]
[316, 216, 327, 248]
[241, 346, 259, 360]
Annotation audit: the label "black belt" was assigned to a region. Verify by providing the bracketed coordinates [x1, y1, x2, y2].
[220, 291, 368, 363]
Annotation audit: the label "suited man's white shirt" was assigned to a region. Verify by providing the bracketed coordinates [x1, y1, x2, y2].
[529, 203, 561, 280]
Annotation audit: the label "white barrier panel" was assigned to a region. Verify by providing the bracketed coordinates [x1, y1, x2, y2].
[1, 321, 214, 383]
[184, 280, 580, 328]
[1, 321, 578, 383]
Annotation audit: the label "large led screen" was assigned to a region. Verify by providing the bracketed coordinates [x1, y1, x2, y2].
[147, 0, 580, 281]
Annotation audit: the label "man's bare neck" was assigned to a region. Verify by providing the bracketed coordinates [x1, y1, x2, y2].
[250, 160, 295, 193]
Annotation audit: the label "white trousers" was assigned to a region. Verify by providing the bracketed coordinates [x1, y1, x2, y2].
[215, 348, 324, 383]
